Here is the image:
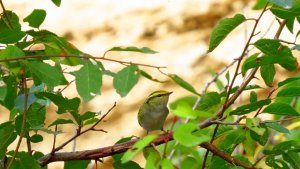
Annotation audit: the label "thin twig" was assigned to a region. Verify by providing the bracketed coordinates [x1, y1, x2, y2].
[0, 54, 166, 69]
[26, 139, 32, 156]
[0, 0, 12, 28]
[7, 70, 29, 169]
[52, 102, 116, 152]
[51, 125, 58, 154]
[202, 4, 269, 168]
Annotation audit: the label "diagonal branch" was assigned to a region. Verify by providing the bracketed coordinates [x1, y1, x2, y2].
[38, 131, 256, 169]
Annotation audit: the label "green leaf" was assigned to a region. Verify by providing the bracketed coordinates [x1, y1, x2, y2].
[170, 101, 208, 119]
[269, 0, 293, 8]
[48, 119, 74, 127]
[0, 11, 22, 30]
[10, 151, 41, 169]
[23, 9, 46, 28]
[0, 122, 17, 159]
[73, 60, 102, 102]
[254, 39, 298, 71]
[286, 17, 295, 33]
[108, 46, 158, 54]
[250, 127, 269, 145]
[210, 156, 242, 169]
[30, 134, 43, 143]
[31, 125, 62, 135]
[181, 157, 200, 169]
[252, 0, 268, 10]
[173, 123, 210, 147]
[0, 46, 24, 74]
[121, 135, 157, 164]
[197, 92, 221, 111]
[15, 115, 30, 136]
[168, 74, 199, 95]
[112, 137, 135, 162]
[271, 5, 300, 19]
[229, 99, 271, 115]
[0, 78, 7, 101]
[263, 102, 299, 116]
[277, 86, 300, 97]
[278, 76, 300, 87]
[265, 122, 290, 133]
[260, 64, 275, 86]
[139, 70, 165, 83]
[246, 118, 265, 136]
[27, 103, 46, 128]
[0, 29, 25, 44]
[79, 111, 97, 122]
[0, 76, 18, 110]
[208, 14, 246, 52]
[26, 61, 68, 88]
[218, 128, 246, 152]
[145, 149, 160, 169]
[113, 65, 139, 97]
[114, 160, 142, 169]
[243, 130, 255, 157]
[64, 160, 90, 169]
[36, 92, 80, 115]
[83, 118, 99, 125]
[266, 155, 289, 169]
[161, 158, 174, 169]
[283, 151, 300, 169]
[241, 53, 260, 75]
[250, 91, 257, 103]
[51, 0, 61, 7]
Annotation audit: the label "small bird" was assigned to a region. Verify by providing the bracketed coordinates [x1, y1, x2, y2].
[138, 90, 172, 133]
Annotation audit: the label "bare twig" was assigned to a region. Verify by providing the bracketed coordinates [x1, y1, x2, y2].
[201, 4, 270, 168]
[7, 70, 29, 169]
[0, 55, 166, 69]
[52, 102, 116, 153]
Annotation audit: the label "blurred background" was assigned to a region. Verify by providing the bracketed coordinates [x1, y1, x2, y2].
[2, 0, 300, 168]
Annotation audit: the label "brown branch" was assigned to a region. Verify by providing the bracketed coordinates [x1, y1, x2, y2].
[202, 4, 269, 168]
[0, 54, 166, 69]
[52, 102, 116, 153]
[7, 70, 29, 169]
[38, 132, 256, 169]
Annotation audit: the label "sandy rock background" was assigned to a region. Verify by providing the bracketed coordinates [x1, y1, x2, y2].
[1, 0, 299, 168]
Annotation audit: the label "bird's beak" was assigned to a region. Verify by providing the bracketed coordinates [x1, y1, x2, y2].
[168, 91, 173, 95]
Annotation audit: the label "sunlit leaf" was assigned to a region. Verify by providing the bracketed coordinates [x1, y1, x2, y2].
[113, 65, 139, 97]
[23, 9, 46, 28]
[277, 86, 300, 97]
[26, 61, 68, 88]
[260, 64, 275, 86]
[208, 14, 246, 52]
[263, 102, 299, 116]
[121, 135, 157, 164]
[0, 122, 17, 159]
[108, 46, 158, 54]
[73, 60, 102, 102]
[168, 74, 199, 95]
[174, 123, 210, 147]
[64, 160, 91, 169]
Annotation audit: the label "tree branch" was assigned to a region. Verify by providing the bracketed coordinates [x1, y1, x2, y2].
[0, 54, 166, 69]
[38, 132, 256, 169]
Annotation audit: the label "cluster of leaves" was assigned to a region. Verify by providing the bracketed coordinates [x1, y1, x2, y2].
[0, 0, 201, 169]
[0, 0, 300, 169]
[120, 1, 300, 169]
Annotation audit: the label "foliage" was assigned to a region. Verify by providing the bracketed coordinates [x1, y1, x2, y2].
[0, 0, 300, 169]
